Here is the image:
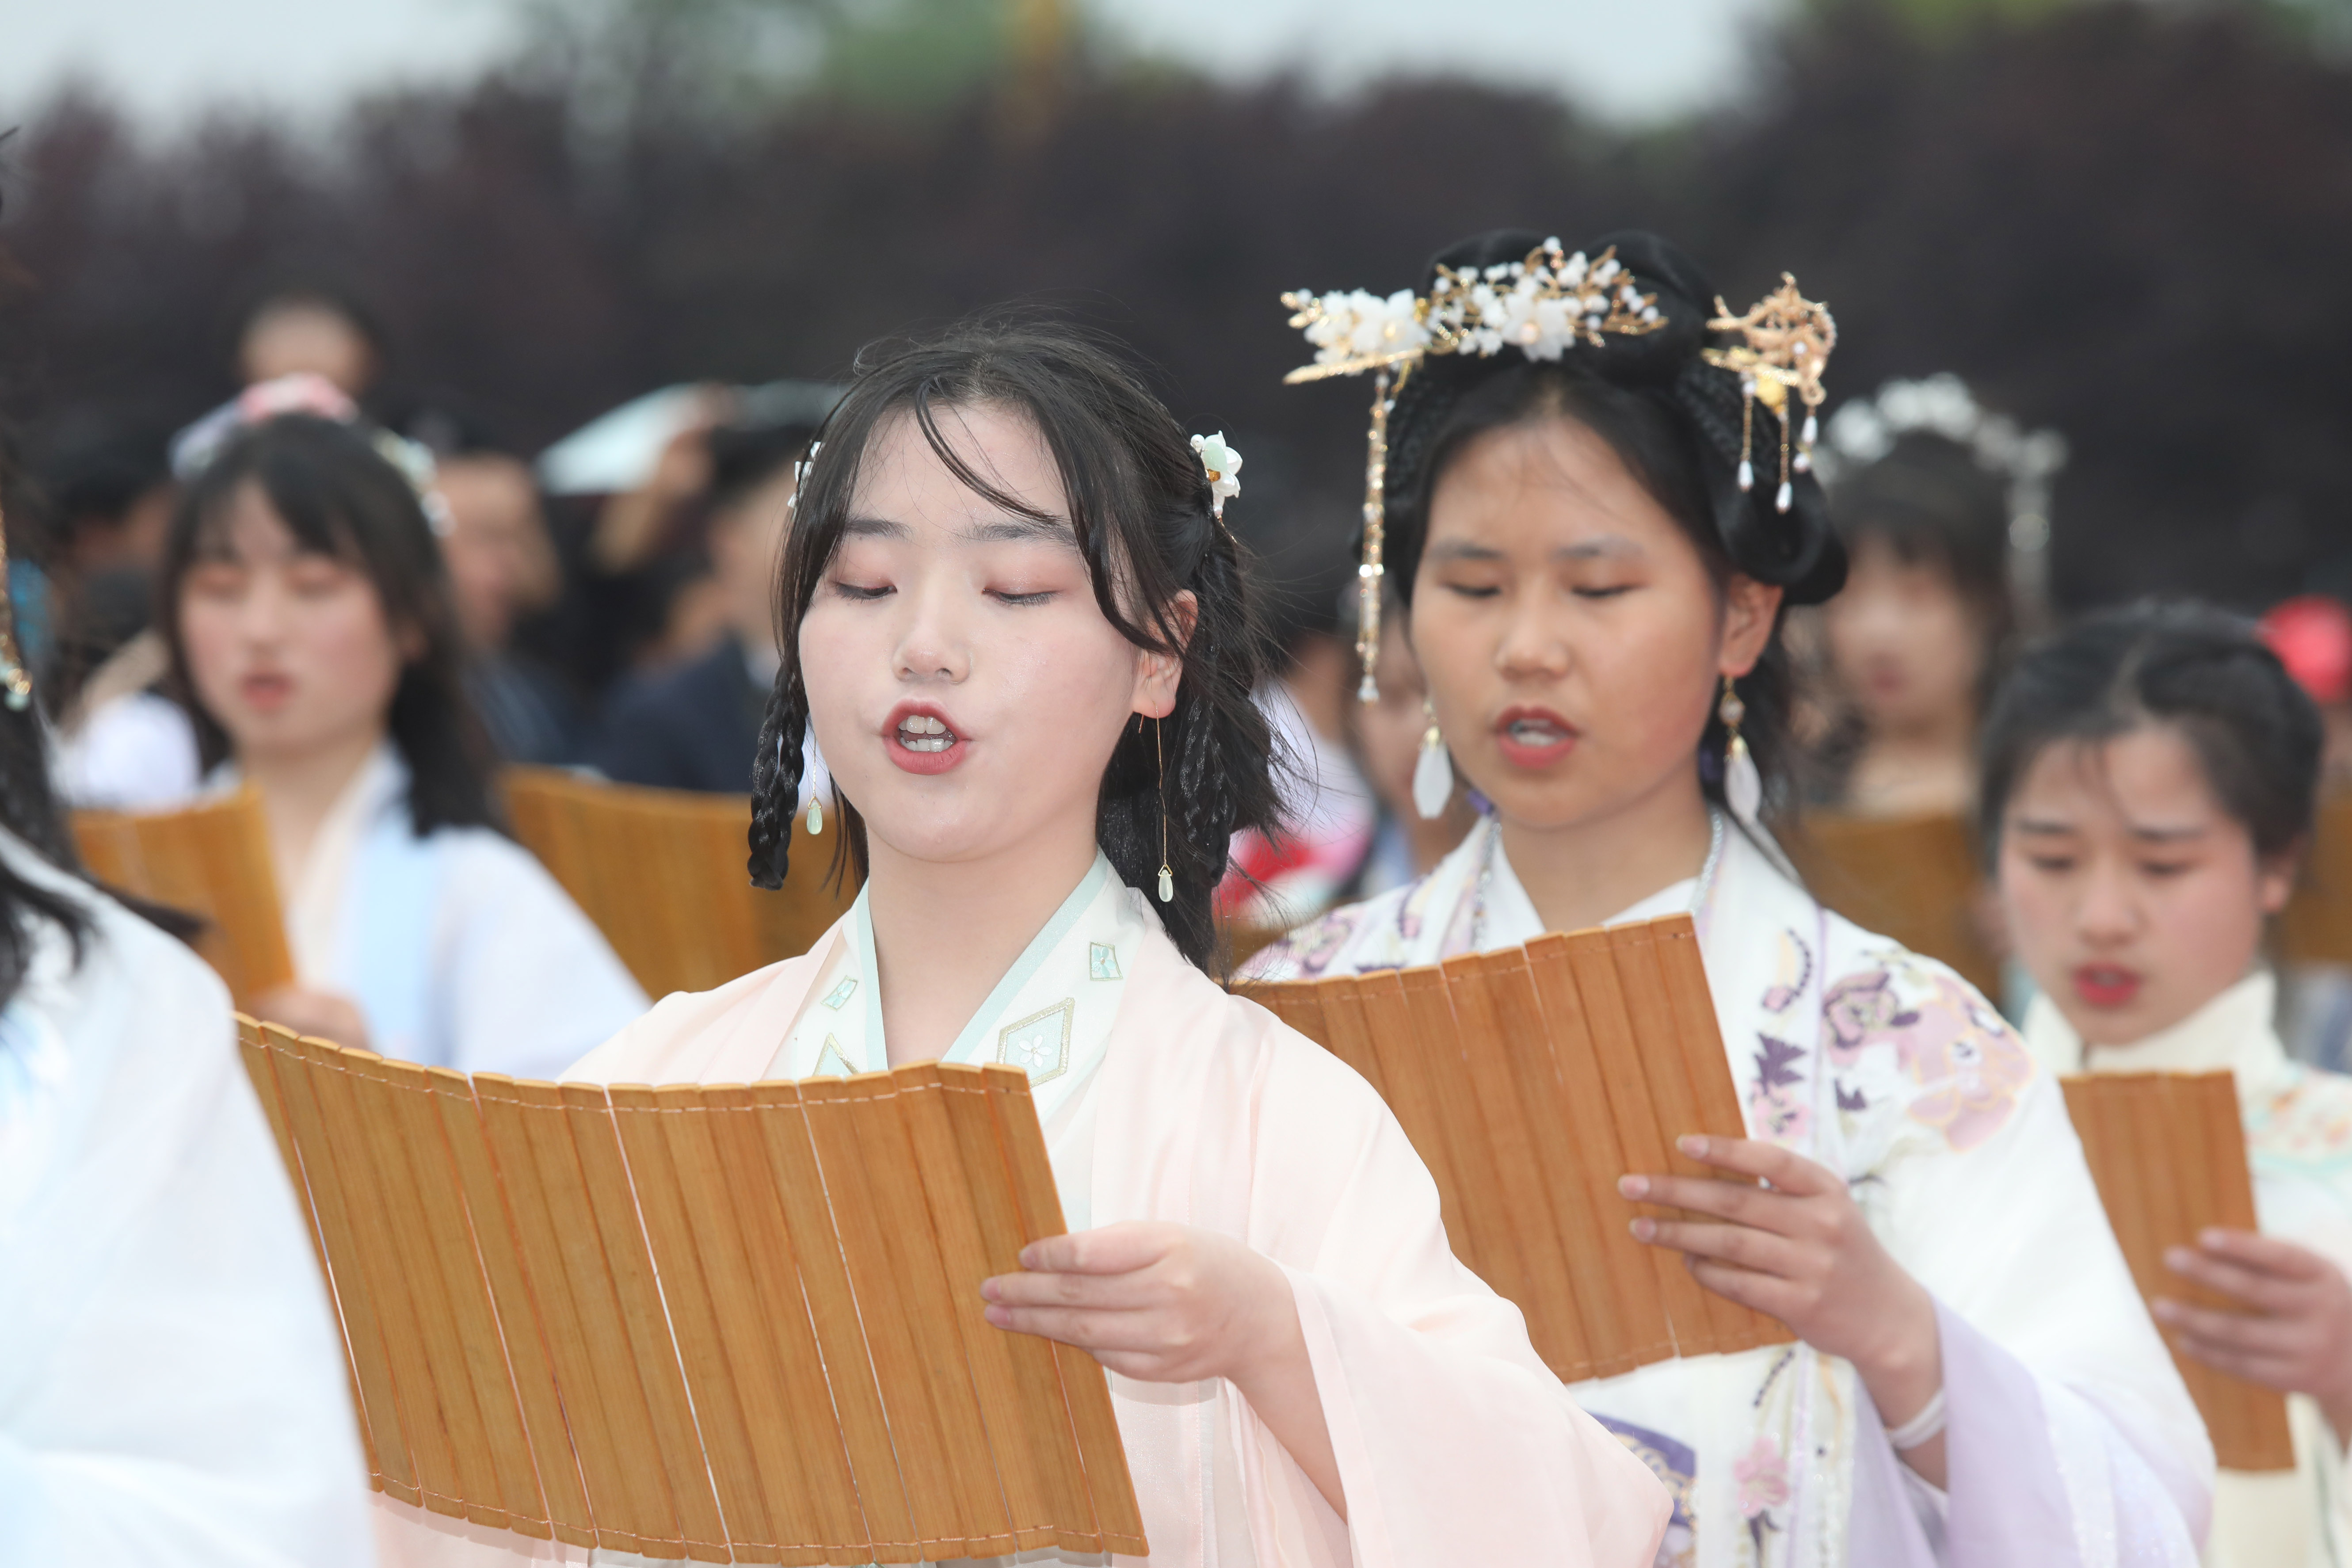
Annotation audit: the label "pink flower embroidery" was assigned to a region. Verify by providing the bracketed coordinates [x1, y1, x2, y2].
[1891, 972, 2034, 1152]
[1733, 1434, 1789, 1518]
[1822, 970, 1911, 1067]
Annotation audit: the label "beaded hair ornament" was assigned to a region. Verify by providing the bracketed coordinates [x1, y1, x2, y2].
[1284, 241, 1835, 701]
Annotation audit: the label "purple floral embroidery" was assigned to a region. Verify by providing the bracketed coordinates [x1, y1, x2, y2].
[1291, 912, 1357, 977]
[1747, 1035, 1810, 1144]
[1823, 971, 1917, 1068]
[1733, 1434, 1789, 1552]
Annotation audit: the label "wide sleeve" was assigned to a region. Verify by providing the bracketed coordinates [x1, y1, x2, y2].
[1845, 954, 2212, 1563]
[1224, 1026, 1672, 1568]
[433, 833, 651, 1081]
[0, 901, 374, 1565]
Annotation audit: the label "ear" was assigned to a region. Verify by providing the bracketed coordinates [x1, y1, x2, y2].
[2257, 843, 2302, 918]
[1132, 591, 1196, 720]
[394, 618, 430, 666]
[1718, 574, 1784, 680]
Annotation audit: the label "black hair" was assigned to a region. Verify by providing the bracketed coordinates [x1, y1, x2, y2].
[705, 419, 821, 518]
[1978, 601, 2323, 866]
[1379, 229, 1846, 820]
[158, 416, 501, 838]
[746, 315, 1281, 974]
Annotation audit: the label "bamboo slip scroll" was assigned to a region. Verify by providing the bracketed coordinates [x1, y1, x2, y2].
[73, 787, 294, 1007]
[1239, 911, 1790, 1385]
[1787, 810, 2002, 998]
[2059, 1071, 2295, 1473]
[500, 767, 858, 1000]
[238, 1018, 1146, 1563]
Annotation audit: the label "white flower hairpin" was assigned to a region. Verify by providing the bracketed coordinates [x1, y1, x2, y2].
[1191, 432, 1242, 517]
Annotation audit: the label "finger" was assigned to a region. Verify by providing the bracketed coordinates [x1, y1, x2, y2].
[2196, 1229, 2337, 1283]
[1685, 1256, 1802, 1324]
[1617, 1173, 1808, 1233]
[2168, 1335, 2304, 1392]
[1632, 1216, 1806, 1278]
[1670, 1135, 1841, 1197]
[983, 1304, 1172, 1353]
[2164, 1246, 2305, 1312]
[982, 1269, 1160, 1312]
[2151, 1297, 2300, 1353]
[1019, 1222, 1168, 1276]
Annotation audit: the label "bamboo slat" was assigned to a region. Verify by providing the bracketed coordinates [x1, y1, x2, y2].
[1239, 912, 1791, 1383]
[2060, 1072, 2295, 1472]
[72, 789, 293, 1005]
[499, 767, 857, 998]
[237, 1021, 1146, 1562]
[1788, 810, 2001, 996]
[2281, 793, 2352, 964]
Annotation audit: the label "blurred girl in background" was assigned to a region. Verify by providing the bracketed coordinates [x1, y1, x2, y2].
[1991, 602, 2352, 1567]
[1810, 375, 2061, 818]
[1254, 229, 2208, 1561]
[156, 385, 644, 1080]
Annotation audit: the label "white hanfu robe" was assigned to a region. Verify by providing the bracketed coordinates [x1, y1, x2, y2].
[371, 853, 1673, 1567]
[1247, 814, 2212, 1568]
[215, 744, 646, 1080]
[0, 826, 374, 1564]
[2026, 971, 2352, 1568]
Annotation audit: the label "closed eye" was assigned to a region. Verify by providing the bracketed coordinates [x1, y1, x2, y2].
[1441, 581, 1502, 600]
[992, 588, 1057, 607]
[1571, 584, 1635, 600]
[828, 578, 893, 602]
[2025, 855, 2076, 874]
[2140, 860, 2196, 879]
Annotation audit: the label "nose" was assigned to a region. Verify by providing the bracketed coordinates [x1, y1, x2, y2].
[2073, 855, 2141, 948]
[891, 574, 971, 685]
[1493, 588, 1571, 681]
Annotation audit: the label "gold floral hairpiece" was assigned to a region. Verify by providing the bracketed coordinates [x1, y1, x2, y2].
[1283, 241, 1665, 702]
[1702, 275, 1837, 515]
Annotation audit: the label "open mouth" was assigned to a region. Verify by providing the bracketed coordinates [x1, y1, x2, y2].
[2072, 964, 2143, 1009]
[896, 713, 954, 752]
[1494, 706, 1579, 767]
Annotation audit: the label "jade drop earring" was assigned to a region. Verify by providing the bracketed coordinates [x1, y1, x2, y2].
[1155, 716, 1174, 903]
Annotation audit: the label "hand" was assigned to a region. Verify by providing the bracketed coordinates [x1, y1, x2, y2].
[252, 986, 372, 1053]
[983, 1221, 1345, 1515]
[2161, 1228, 2352, 1442]
[1624, 1135, 1944, 1480]
[981, 1221, 1295, 1385]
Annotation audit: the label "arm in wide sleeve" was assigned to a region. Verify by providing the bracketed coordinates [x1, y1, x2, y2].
[1879, 1064, 2212, 1564]
[1228, 1036, 1672, 1568]
[0, 906, 374, 1565]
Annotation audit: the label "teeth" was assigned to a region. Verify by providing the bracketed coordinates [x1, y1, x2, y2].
[897, 713, 954, 751]
[901, 714, 947, 735]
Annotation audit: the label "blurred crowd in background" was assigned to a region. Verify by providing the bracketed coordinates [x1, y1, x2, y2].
[4, 0, 2350, 989]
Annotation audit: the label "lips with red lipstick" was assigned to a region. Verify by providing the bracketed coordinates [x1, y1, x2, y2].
[1492, 705, 1579, 769]
[885, 702, 966, 775]
[2072, 963, 2143, 1009]
[238, 670, 296, 713]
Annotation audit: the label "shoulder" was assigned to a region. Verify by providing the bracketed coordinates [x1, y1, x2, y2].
[1805, 923, 2040, 1159]
[1241, 879, 1418, 980]
[2251, 1062, 2352, 1174]
[609, 642, 740, 717]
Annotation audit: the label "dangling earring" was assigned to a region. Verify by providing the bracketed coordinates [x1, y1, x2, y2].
[1155, 716, 1174, 903]
[1719, 675, 1761, 828]
[0, 504, 34, 713]
[805, 793, 823, 835]
[1411, 698, 1454, 821]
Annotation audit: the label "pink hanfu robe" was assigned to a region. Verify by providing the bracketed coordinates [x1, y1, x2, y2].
[370, 857, 1671, 1567]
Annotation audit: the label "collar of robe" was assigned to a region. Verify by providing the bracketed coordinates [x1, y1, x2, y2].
[2023, 969, 2290, 1116]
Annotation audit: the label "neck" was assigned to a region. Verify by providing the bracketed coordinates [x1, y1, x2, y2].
[866, 822, 1099, 1066]
[1500, 768, 1715, 934]
[1411, 803, 1477, 876]
[1847, 709, 1976, 817]
[245, 726, 387, 885]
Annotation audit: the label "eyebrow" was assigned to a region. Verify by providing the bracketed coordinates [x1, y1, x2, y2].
[1422, 534, 1640, 565]
[839, 513, 1074, 546]
[2010, 815, 2211, 843]
[842, 515, 908, 540]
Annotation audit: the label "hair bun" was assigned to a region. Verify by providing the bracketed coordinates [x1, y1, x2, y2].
[1391, 227, 1845, 607]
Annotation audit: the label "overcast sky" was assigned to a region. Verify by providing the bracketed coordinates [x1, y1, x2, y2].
[0, 0, 1787, 127]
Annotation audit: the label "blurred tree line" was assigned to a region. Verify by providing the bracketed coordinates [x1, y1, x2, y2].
[1, 0, 2347, 609]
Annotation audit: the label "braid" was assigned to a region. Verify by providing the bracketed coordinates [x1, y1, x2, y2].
[746, 672, 806, 891]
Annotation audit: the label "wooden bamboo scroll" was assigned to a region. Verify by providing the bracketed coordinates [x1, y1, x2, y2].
[500, 767, 858, 1000]
[72, 787, 293, 1006]
[238, 1016, 1146, 1563]
[2281, 792, 2352, 965]
[2059, 1071, 2295, 1473]
[1239, 912, 1789, 1384]
[1787, 810, 2001, 997]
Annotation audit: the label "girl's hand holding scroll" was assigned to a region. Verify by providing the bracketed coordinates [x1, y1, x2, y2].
[983, 1221, 1344, 1516]
[1623, 1135, 1947, 1484]
[2161, 1229, 2352, 1444]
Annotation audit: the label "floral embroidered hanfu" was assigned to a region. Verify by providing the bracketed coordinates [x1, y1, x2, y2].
[1250, 814, 2212, 1567]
